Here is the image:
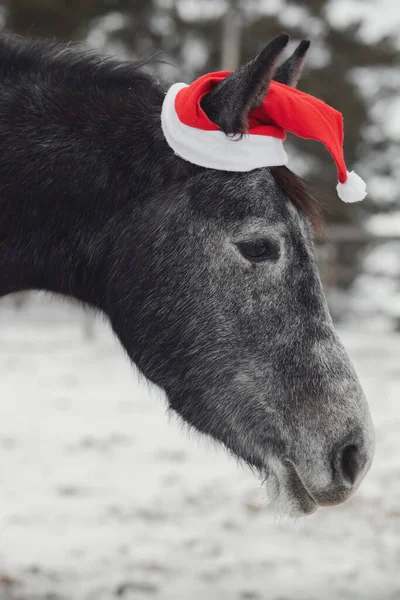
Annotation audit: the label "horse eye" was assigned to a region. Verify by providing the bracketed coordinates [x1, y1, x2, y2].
[237, 239, 279, 263]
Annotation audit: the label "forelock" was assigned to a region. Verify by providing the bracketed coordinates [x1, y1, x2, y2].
[271, 166, 323, 231]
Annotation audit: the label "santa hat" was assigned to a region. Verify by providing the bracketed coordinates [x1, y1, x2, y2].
[161, 71, 367, 203]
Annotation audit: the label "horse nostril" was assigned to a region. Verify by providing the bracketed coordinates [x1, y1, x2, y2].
[340, 444, 360, 485]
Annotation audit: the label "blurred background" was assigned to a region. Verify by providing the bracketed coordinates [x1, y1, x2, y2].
[0, 1, 399, 600]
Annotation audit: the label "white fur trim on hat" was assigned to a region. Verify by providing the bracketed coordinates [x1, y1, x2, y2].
[161, 83, 288, 172]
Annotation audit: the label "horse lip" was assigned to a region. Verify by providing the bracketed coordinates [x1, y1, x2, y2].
[283, 458, 318, 508]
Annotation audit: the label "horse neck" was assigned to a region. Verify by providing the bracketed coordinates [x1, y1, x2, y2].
[0, 193, 111, 306]
[0, 69, 165, 308]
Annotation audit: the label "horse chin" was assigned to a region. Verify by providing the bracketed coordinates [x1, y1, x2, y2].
[263, 459, 318, 517]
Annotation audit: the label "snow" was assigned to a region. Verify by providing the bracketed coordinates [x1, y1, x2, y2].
[363, 243, 400, 277]
[86, 12, 130, 58]
[353, 213, 400, 322]
[176, 0, 226, 22]
[326, 0, 400, 46]
[0, 295, 399, 600]
[366, 211, 400, 237]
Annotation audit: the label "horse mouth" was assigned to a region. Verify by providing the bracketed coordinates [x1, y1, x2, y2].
[283, 459, 318, 514]
[263, 459, 318, 516]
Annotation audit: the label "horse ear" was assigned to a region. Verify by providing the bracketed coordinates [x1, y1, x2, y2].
[273, 40, 310, 88]
[201, 33, 289, 134]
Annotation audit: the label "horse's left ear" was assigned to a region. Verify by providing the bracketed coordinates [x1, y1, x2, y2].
[274, 40, 310, 88]
[201, 33, 289, 134]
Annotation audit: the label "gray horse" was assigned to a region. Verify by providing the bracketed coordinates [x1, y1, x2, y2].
[0, 32, 374, 516]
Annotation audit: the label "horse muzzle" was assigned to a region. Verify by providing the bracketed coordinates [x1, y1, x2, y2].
[263, 420, 375, 517]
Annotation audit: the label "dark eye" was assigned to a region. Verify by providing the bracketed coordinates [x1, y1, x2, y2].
[237, 239, 279, 263]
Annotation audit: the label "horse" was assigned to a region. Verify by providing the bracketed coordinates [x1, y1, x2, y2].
[0, 32, 374, 516]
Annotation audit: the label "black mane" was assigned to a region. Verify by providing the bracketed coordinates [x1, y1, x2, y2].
[0, 33, 159, 91]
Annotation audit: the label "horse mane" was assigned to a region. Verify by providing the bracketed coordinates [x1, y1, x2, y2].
[271, 165, 323, 230]
[0, 33, 160, 91]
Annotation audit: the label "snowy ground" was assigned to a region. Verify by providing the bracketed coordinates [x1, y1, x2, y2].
[0, 295, 399, 600]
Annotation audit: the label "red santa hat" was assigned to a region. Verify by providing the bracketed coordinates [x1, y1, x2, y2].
[161, 71, 367, 203]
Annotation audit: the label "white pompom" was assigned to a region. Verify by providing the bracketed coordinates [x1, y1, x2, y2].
[336, 170, 367, 203]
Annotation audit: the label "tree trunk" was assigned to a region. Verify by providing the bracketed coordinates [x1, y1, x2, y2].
[220, 0, 242, 71]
